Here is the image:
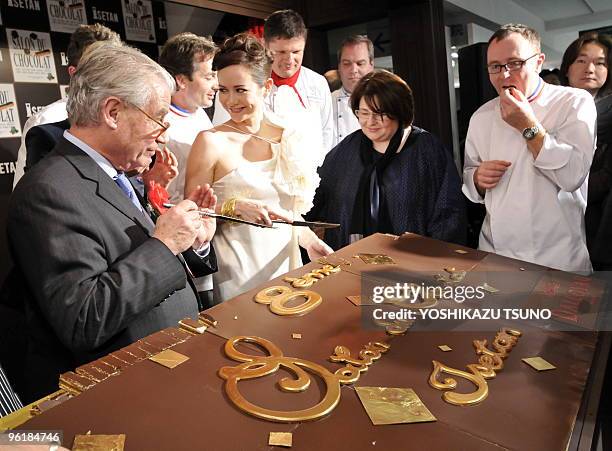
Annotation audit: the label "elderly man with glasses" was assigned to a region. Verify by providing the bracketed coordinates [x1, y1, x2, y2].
[462, 23, 597, 273]
[3, 42, 217, 403]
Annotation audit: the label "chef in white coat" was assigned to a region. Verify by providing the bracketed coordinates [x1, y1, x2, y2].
[331, 35, 374, 147]
[462, 23, 596, 273]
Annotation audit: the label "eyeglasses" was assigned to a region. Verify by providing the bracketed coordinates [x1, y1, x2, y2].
[354, 109, 388, 123]
[131, 103, 170, 138]
[487, 53, 539, 74]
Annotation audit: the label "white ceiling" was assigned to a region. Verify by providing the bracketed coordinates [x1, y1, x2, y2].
[445, 0, 612, 67]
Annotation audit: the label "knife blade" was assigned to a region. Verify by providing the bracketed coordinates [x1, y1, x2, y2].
[272, 220, 340, 229]
[162, 203, 274, 229]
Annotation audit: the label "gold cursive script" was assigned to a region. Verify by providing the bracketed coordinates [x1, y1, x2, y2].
[428, 328, 522, 406]
[219, 336, 389, 422]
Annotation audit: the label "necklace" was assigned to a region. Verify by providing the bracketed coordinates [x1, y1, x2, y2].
[223, 123, 280, 145]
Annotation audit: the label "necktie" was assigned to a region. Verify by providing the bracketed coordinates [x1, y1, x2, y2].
[114, 172, 142, 211]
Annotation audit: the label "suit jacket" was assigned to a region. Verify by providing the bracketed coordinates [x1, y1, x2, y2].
[5, 136, 216, 401]
[24, 119, 70, 174]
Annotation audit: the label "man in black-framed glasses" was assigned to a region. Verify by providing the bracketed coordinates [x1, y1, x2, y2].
[486, 52, 539, 74]
[462, 23, 597, 273]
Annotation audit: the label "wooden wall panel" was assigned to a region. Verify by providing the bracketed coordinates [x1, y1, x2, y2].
[291, 0, 388, 29]
[168, 0, 289, 19]
[390, 0, 453, 148]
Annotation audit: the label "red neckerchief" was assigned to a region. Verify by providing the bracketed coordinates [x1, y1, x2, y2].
[271, 67, 305, 108]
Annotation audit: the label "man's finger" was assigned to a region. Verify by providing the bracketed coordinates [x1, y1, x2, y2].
[176, 198, 198, 212]
[479, 176, 502, 185]
[481, 167, 508, 176]
[488, 160, 512, 166]
[167, 149, 179, 167]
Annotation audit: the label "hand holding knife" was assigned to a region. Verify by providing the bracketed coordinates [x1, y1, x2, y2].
[162, 203, 339, 229]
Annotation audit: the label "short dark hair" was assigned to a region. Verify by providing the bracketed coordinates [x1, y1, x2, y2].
[350, 69, 414, 128]
[559, 32, 612, 98]
[214, 32, 271, 87]
[264, 9, 307, 42]
[488, 23, 541, 52]
[67, 23, 121, 67]
[159, 33, 217, 80]
[337, 35, 374, 63]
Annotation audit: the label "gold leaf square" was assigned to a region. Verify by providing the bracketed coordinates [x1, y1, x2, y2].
[438, 345, 452, 352]
[73, 434, 126, 451]
[149, 349, 189, 369]
[482, 283, 499, 293]
[268, 432, 292, 447]
[356, 254, 396, 265]
[355, 387, 436, 425]
[346, 295, 362, 306]
[522, 356, 556, 371]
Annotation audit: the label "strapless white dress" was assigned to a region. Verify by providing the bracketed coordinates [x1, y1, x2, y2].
[212, 115, 319, 302]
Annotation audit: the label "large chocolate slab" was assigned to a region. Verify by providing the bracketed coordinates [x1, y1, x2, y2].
[20, 234, 604, 450]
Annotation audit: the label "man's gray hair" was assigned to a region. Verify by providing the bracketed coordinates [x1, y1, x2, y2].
[67, 42, 176, 126]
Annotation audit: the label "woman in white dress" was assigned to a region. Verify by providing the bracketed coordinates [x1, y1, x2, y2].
[185, 33, 332, 303]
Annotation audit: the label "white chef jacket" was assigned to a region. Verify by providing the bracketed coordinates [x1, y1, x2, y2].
[331, 87, 360, 147]
[13, 98, 67, 189]
[164, 104, 213, 203]
[163, 104, 214, 292]
[462, 83, 596, 273]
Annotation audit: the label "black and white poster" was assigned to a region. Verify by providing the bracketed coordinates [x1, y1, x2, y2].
[85, 0, 125, 38]
[152, 0, 166, 44]
[47, 0, 88, 34]
[2, 0, 50, 32]
[0, 84, 22, 138]
[121, 0, 155, 43]
[13, 83, 61, 128]
[50, 31, 71, 85]
[6, 29, 58, 83]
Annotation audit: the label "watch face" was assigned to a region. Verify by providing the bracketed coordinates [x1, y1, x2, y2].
[523, 126, 537, 140]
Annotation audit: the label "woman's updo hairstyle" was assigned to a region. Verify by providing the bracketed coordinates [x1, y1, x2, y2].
[214, 32, 272, 87]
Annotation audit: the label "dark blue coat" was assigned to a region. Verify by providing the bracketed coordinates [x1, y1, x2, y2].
[306, 127, 467, 250]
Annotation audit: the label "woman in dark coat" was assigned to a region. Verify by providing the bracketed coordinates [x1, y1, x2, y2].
[560, 32, 612, 269]
[306, 70, 466, 250]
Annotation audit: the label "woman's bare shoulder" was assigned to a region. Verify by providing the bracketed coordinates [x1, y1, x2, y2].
[192, 127, 228, 155]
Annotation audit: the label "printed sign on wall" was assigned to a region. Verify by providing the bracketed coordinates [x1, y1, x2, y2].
[121, 0, 155, 43]
[2, 0, 50, 32]
[6, 29, 58, 84]
[51, 32, 71, 85]
[0, 84, 22, 138]
[86, 0, 126, 38]
[13, 83, 61, 128]
[47, 0, 88, 34]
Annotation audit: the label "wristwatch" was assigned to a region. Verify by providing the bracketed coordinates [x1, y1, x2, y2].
[522, 124, 540, 140]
